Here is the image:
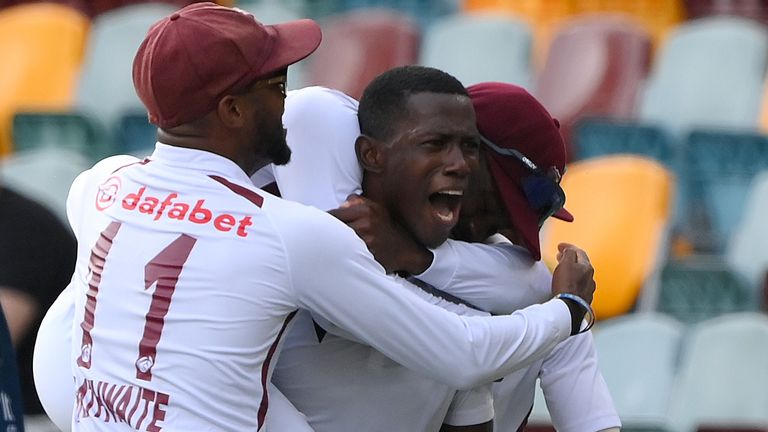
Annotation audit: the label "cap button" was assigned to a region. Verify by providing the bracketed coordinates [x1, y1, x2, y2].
[169, 13, 180, 21]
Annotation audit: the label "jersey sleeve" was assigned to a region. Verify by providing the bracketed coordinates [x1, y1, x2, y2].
[279, 210, 572, 389]
[416, 238, 552, 315]
[538, 331, 621, 432]
[443, 385, 495, 426]
[66, 155, 140, 239]
[274, 86, 363, 211]
[311, 274, 490, 344]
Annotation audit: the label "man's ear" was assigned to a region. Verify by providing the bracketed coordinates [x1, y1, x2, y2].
[217, 94, 246, 128]
[355, 135, 384, 173]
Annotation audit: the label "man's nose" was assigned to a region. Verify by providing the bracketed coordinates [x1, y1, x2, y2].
[443, 144, 471, 177]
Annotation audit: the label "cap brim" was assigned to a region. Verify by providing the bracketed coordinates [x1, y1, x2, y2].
[554, 207, 574, 222]
[261, 19, 322, 77]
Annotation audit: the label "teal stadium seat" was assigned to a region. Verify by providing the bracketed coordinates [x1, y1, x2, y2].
[681, 130, 768, 252]
[573, 120, 675, 165]
[726, 171, 768, 307]
[115, 111, 157, 155]
[420, 13, 533, 88]
[301, 0, 457, 27]
[592, 313, 684, 431]
[667, 313, 768, 432]
[12, 112, 110, 161]
[639, 17, 768, 136]
[657, 258, 756, 324]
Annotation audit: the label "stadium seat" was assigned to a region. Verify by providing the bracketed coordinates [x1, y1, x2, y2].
[534, 13, 652, 159]
[657, 257, 756, 324]
[758, 78, 768, 134]
[572, 120, 676, 166]
[592, 313, 684, 431]
[576, 0, 685, 49]
[12, 112, 110, 162]
[75, 2, 178, 131]
[0, 2, 89, 155]
[680, 129, 768, 253]
[540, 155, 675, 319]
[419, 12, 534, 88]
[114, 111, 157, 155]
[306, 8, 419, 99]
[0, 147, 92, 222]
[726, 171, 768, 300]
[639, 16, 768, 136]
[300, 0, 457, 26]
[460, 0, 577, 68]
[0, 308, 25, 432]
[667, 313, 768, 432]
[685, 0, 768, 25]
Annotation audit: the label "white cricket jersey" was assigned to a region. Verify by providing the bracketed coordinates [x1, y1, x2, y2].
[62, 143, 572, 432]
[270, 87, 493, 430]
[419, 238, 621, 432]
[267, 86, 620, 432]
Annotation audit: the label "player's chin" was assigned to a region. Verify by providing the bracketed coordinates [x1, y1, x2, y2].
[268, 140, 292, 166]
[416, 225, 454, 250]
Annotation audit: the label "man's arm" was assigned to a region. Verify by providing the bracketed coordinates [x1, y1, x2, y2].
[538, 331, 621, 432]
[280, 209, 590, 389]
[440, 384, 495, 432]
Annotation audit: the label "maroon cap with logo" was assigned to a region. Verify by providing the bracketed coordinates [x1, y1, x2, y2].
[132, 2, 322, 128]
[467, 82, 573, 260]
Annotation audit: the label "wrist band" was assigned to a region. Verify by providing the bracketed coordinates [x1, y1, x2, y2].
[555, 293, 595, 335]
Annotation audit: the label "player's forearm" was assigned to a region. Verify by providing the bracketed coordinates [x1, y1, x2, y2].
[417, 239, 548, 314]
[290, 219, 571, 389]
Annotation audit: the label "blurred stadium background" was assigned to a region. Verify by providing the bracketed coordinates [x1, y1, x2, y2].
[2, 0, 768, 431]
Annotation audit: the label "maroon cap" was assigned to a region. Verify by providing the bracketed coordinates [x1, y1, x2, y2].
[132, 2, 321, 128]
[467, 82, 573, 261]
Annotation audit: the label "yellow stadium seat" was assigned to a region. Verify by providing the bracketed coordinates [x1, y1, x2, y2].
[575, 0, 684, 49]
[759, 81, 768, 133]
[0, 3, 89, 155]
[540, 155, 674, 320]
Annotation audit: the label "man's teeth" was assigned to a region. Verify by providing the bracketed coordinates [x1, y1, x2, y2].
[436, 210, 454, 222]
[438, 190, 463, 196]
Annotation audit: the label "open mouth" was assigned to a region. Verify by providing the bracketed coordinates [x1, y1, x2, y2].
[428, 190, 463, 224]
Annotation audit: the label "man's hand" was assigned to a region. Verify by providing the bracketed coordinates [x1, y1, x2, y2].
[550, 243, 596, 334]
[551, 243, 596, 303]
[329, 194, 432, 274]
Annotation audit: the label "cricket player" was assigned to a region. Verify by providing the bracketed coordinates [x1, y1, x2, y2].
[265, 74, 619, 431]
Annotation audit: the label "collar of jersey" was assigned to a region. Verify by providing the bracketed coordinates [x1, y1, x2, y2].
[151, 142, 255, 185]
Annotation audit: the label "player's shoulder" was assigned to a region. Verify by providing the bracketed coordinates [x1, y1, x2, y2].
[79, 155, 143, 184]
[286, 86, 358, 111]
[263, 196, 361, 248]
[285, 86, 358, 125]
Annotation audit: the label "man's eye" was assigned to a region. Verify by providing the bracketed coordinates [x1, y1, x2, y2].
[463, 140, 480, 151]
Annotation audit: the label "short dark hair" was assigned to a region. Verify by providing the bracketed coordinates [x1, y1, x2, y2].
[358, 65, 468, 141]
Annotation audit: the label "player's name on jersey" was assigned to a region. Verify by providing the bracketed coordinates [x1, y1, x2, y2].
[97, 179, 253, 238]
[75, 378, 169, 431]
